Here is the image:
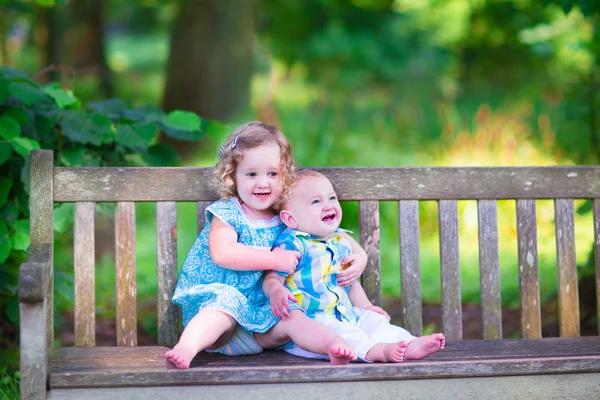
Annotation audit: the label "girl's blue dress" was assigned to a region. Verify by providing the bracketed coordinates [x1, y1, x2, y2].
[171, 197, 285, 333]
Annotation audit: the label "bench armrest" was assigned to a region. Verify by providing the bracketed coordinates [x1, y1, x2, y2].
[19, 243, 53, 304]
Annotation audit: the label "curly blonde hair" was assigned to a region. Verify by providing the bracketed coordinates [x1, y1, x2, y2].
[213, 121, 296, 209]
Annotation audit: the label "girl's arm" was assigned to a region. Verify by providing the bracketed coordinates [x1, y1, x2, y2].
[262, 271, 297, 319]
[348, 282, 390, 320]
[209, 218, 299, 274]
[337, 232, 368, 287]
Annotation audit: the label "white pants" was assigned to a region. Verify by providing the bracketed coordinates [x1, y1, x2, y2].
[285, 309, 415, 362]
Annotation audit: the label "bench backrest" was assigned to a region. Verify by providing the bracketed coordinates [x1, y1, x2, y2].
[30, 150, 600, 348]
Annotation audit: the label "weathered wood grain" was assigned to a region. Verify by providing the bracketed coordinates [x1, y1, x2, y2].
[359, 201, 382, 306]
[30, 150, 55, 347]
[516, 199, 541, 338]
[20, 302, 48, 400]
[439, 200, 462, 340]
[399, 200, 422, 336]
[477, 200, 502, 339]
[157, 202, 178, 346]
[54, 166, 600, 202]
[197, 201, 212, 235]
[554, 199, 580, 337]
[74, 202, 96, 347]
[595, 199, 600, 335]
[116, 202, 137, 346]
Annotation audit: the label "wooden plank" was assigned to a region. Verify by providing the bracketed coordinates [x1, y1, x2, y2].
[47, 339, 600, 388]
[359, 201, 381, 307]
[594, 199, 600, 335]
[20, 302, 48, 400]
[438, 200, 462, 340]
[477, 200, 502, 339]
[74, 202, 96, 347]
[30, 150, 54, 347]
[47, 336, 600, 369]
[47, 374, 600, 400]
[197, 201, 211, 235]
[54, 166, 600, 202]
[516, 200, 541, 339]
[156, 202, 178, 346]
[399, 200, 422, 335]
[116, 202, 137, 346]
[554, 199, 580, 337]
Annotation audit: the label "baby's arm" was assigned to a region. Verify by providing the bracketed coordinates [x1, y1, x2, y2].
[337, 232, 368, 287]
[209, 218, 299, 274]
[263, 271, 297, 319]
[348, 282, 390, 320]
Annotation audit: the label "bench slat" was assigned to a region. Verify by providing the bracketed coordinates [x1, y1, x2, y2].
[116, 202, 137, 346]
[554, 199, 580, 336]
[157, 202, 178, 346]
[399, 200, 422, 336]
[438, 200, 462, 340]
[477, 200, 502, 339]
[595, 199, 600, 335]
[74, 202, 95, 347]
[359, 201, 382, 307]
[516, 199, 541, 338]
[54, 166, 600, 202]
[197, 201, 211, 235]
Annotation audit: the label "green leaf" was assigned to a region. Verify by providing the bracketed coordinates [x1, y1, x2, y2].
[0, 178, 12, 206]
[88, 98, 128, 119]
[21, 155, 31, 195]
[0, 201, 19, 225]
[0, 116, 21, 140]
[577, 0, 597, 16]
[45, 85, 79, 109]
[36, 0, 56, 7]
[12, 137, 41, 158]
[2, 107, 29, 125]
[53, 203, 74, 233]
[61, 111, 113, 146]
[115, 122, 157, 148]
[142, 144, 181, 166]
[0, 221, 10, 264]
[122, 105, 165, 122]
[162, 111, 202, 131]
[8, 82, 48, 106]
[11, 219, 30, 251]
[0, 142, 12, 165]
[59, 147, 87, 166]
[7, 294, 19, 324]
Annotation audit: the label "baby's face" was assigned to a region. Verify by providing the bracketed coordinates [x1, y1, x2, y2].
[284, 175, 342, 238]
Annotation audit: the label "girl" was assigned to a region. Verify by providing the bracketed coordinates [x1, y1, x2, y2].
[165, 122, 365, 369]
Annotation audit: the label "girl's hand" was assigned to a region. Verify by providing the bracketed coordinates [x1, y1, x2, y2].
[270, 247, 301, 274]
[270, 286, 297, 318]
[364, 305, 390, 321]
[337, 252, 367, 287]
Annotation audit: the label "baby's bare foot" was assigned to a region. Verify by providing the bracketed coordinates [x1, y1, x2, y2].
[329, 341, 357, 365]
[382, 341, 409, 363]
[405, 333, 445, 360]
[165, 346, 196, 369]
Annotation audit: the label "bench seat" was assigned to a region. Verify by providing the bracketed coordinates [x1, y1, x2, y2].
[47, 337, 600, 399]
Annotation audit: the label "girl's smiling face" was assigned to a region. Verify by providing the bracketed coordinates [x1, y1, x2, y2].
[234, 143, 283, 220]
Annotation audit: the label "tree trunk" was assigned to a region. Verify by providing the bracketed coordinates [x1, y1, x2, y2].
[162, 0, 255, 122]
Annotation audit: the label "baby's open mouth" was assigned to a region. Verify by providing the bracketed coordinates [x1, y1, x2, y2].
[254, 192, 270, 198]
[322, 213, 336, 222]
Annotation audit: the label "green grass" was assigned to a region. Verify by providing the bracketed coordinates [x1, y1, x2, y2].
[0, 369, 19, 400]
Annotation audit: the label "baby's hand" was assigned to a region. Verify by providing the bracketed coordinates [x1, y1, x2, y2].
[270, 247, 301, 274]
[270, 286, 297, 319]
[364, 305, 390, 321]
[337, 253, 367, 286]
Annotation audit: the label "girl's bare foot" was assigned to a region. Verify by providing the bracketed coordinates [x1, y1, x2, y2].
[165, 346, 196, 369]
[328, 342, 357, 365]
[404, 333, 445, 360]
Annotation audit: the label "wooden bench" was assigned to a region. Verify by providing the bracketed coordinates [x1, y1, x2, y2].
[19, 149, 600, 399]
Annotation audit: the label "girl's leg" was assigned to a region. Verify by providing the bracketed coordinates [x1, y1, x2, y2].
[255, 310, 356, 365]
[165, 309, 236, 369]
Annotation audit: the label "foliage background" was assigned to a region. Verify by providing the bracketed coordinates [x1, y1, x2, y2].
[1, 0, 600, 396]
